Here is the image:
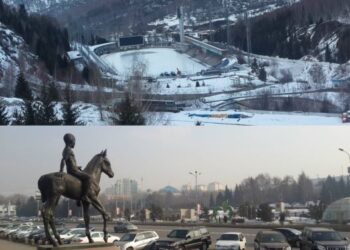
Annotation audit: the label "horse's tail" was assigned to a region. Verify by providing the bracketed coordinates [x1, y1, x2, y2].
[38, 174, 51, 203]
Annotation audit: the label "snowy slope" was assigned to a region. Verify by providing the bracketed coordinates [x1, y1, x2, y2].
[3, 0, 87, 13]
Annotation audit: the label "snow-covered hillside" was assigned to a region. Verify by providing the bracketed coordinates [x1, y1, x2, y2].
[0, 22, 47, 97]
[3, 0, 87, 13]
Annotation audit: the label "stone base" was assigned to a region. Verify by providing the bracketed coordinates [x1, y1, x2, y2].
[37, 243, 118, 250]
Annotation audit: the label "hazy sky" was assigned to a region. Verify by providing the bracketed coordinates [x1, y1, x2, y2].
[1, 127, 350, 196]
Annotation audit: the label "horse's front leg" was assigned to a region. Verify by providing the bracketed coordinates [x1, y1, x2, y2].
[82, 201, 94, 244]
[89, 197, 110, 243]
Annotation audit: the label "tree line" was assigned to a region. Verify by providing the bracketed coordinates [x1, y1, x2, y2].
[214, 0, 350, 63]
[0, 0, 71, 76]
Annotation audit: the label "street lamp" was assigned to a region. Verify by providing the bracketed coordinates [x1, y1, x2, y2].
[189, 170, 201, 221]
[338, 148, 350, 184]
[339, 148, 350, 162]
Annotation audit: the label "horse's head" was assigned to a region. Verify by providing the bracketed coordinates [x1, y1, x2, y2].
[98, 150, 114, 178]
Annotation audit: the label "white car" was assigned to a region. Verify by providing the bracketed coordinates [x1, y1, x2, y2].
[216, 232, 246, 250]
[71, 231, 120, 244]
[59, 228, 90, 241]
[116, 231, 159, 250]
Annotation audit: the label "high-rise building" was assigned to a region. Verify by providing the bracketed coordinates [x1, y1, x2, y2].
[207, 182, 225, 192]
[114, 178, 138, 198]
[181, 184, 192, 192]
[0, 202, 16, 217]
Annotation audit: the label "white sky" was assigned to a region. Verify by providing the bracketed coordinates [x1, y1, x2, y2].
[0, 127, 349, 196]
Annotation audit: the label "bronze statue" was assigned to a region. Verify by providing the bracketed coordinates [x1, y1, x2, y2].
[60, 133, 92, 204]
[38, 134, 114, 247]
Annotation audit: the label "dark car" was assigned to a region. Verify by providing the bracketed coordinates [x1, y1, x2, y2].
[254, 230, 291, 250]
[114, 221, 138, 233]
[274, 228, 301, 247]
[155, 227, 211, 250]
[299, 227, 349, 250]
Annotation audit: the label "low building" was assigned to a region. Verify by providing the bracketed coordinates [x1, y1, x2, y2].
[180, 208, 196, 221]
[322, 197, 350, 224]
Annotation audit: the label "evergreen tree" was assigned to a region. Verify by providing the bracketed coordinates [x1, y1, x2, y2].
[38, 84, 61, 125]
[325, 44, 332, 62]
[62, 84, 82, 125]
[12, 109, 25, 125]
[24, 100, 37, 125]
[258, 67, 267, 82]
[15, 73, 32, 100]
[257, 203, 273, 222]
[224, 186, 232, 204]
[48, 81, 60, 102]
[114, 93, 145, 125]
[209, 194, 215, 208]
[0, 100, 9, 125]
[216, 192, 224, 206]
[251, 59, 259, 74]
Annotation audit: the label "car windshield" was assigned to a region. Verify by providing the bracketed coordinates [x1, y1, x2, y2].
[219, 234, 239, 241]
[121, 233, 136, 242]
[260, 233, 287, 243]
[168, 230, 189, 239]
[312, 232, 343, 241]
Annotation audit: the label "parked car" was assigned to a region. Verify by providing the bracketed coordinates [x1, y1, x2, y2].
[60, 228, 90, 242]
[114, 221, 138, 233]
[70, 231, 120, 244]
[75, 223, 95, 231]
[299, 227, 349, 250]
[216, 232, 246, 250]
[15, 225, 41, 241]
[341, 111, 350, 123]
[116, 231, 159, 250]
[27, 228, 45, 242]
[254, 230, 291, 250]
[155, 227, 211, 250]
[273, 228, 301, 247]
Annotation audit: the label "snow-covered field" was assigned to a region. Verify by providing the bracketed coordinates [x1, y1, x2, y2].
[153, 110, 344, 126]
[101, 48, 208, 77]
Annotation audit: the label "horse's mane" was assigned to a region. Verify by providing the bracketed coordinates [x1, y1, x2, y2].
[84, 153, 102, 174]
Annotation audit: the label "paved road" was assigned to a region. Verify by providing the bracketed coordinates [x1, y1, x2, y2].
[0, 239, 35, 249]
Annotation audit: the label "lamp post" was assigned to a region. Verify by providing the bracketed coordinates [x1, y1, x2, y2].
[189, 170, 201, 221]
[338, 148, 350, 184]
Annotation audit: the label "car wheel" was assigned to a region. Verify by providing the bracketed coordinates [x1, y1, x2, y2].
[201, 243, 207, 250]
[113, 240, 118, 246]
[295, 241, 300, 248]
[127, 247, 133, 250]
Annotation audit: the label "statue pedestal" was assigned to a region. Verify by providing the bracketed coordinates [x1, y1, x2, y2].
[37, 243, 118, 250]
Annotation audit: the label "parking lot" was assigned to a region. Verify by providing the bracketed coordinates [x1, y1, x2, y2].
[2, 222, 350, 250]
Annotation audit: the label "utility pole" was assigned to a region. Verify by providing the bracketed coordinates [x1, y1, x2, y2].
[208, 1, 214, 42]
[245, 10, 252, 63]
[223, 0, 231, 45]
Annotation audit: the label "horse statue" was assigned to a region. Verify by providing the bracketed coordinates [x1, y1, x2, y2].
[38, 150, 114, 246]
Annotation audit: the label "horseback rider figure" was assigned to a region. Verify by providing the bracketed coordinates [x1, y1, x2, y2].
[60, 133, 91, 203]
